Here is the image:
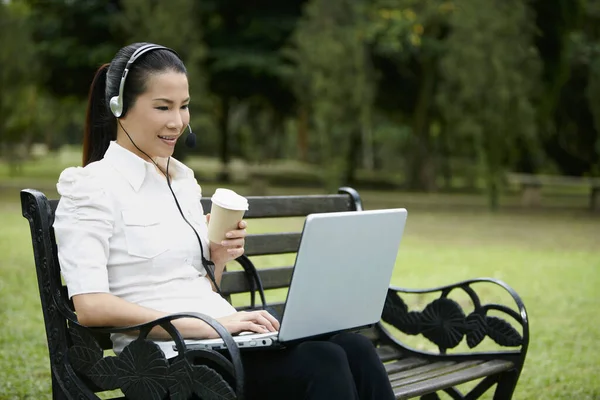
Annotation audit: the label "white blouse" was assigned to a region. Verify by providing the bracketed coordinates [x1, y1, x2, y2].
[54, 141, 236, 358]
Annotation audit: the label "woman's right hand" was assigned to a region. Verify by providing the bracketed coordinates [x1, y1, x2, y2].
[215, 310, 280, 337]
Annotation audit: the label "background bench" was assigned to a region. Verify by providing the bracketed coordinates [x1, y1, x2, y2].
[507, 172, 600, 211]
[21, 187, 530, 400]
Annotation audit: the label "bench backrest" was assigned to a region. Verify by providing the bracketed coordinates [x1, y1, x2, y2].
[21, 187, 362, 351]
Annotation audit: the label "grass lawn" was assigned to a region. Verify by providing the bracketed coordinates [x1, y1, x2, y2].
[0, 152, 599, 399]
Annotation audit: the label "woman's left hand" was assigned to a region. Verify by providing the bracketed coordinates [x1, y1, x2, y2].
[207, 216, 247, 266]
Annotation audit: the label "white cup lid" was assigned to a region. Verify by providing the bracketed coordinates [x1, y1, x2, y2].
[211, 188, 249, 211]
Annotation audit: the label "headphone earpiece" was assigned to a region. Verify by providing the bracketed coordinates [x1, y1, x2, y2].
[109, 95, 123, 118]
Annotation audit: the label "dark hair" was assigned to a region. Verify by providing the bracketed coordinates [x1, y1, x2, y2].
[82, 42, 187, 166]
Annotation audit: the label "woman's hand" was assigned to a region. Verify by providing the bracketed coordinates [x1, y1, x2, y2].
[215, 310, 280, 337]
[208, 216, 247, 266]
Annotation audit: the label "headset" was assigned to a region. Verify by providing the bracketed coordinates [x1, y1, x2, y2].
[109, 43, 197, 147]
[109, 44, 220, 292]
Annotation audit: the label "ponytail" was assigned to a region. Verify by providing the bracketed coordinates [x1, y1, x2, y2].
[82, 63, 116, 166]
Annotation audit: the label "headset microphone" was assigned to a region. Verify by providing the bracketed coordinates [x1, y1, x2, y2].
[185, 124, 196, 148]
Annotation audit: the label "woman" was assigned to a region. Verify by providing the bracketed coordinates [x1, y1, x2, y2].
[54, 42, 395, 400]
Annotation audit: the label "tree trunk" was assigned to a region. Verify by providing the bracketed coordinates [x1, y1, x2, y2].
[344, 128, 361, 185]
[488, 178, 499, 211]
[297, 106, 309, 162]
[361, 125, 374, 171]
[439, 122, 452, 189]
[407, 56, 437, 191]
[218, 97, 231, 182]
[484, 136, 502, 212]
[272, 113, 284, 160]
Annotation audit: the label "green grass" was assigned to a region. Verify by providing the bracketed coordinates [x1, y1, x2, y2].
[1, 152, 599, 399]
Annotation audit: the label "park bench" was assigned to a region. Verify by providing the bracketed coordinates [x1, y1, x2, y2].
[21, 186, 529, 400]
[507, 172, 600, 211]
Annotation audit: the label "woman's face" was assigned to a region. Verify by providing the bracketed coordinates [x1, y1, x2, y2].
[117, 70, 190, 160]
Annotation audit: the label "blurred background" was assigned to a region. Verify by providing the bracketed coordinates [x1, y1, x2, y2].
[1, 0, 599, 206]
[0, 0, 599, 399]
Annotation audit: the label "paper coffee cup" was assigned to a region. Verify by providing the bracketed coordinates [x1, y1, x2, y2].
[207, 188, 249, 243]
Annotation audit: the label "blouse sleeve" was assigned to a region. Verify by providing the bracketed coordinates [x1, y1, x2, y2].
[53, 167, 115, 298]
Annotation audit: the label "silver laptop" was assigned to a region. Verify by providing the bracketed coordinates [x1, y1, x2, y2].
[179, 208, 408, 351]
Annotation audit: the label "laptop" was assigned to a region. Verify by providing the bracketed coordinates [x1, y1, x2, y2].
[179, 208, 408, 351]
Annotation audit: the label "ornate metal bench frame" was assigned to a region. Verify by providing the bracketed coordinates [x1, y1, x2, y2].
[21, 187, 529, 400]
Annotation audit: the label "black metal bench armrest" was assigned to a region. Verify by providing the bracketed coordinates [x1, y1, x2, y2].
[379, 278, 529, 362]
[88, 312, 239, 359]
[67, 313, 245, 399]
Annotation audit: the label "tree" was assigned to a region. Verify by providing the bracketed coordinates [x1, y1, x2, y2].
[586, 0, 600, 176]
[20, 0, 121, 158]
[366, 0, 452, 191]
[0, 1, 37, 173]
[536, 0, 600, 176]
[26, 0, 120, 98]
[198, 0, 303, 181]
[288, 0, 374, 190]
[438, 0, 541, 210]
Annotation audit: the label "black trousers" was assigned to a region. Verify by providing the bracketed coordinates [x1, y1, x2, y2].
[241, 332, 395, 400]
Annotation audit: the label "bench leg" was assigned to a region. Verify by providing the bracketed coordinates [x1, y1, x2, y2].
[464, 375, 497, 399]
[493, 369, 520, 400]
[52, 373, 69, 400]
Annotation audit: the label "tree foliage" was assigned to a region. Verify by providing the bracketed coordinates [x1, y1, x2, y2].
[365, 0, 453, 190]
[1, 0, 600, 206]
[438, 0, 540, 209]
[289, 0, 374, 190]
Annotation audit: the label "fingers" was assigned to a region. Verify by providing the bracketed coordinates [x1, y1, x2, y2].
[234, 311, 279, 332]
[240, 321, 270, 333]
[221, 229, 246, 257]
[223, 220, 247, 239]
[225, 319, 269, 335]
[252, 313, 277, 332]
[242, 311, 279, 332]
[261, 310, 281, 331]
[220, 237, 245, 247]
[224, 228, 246, 240]
[226, 247, 244, 257]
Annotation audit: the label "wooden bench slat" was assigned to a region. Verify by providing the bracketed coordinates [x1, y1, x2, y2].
[52, 196, 354, 219]
[376, 345, 404, 362]
[393, 360, 514, 399]
[245, 233, 301, 256]
[384, 358, 430, 374]
[221, 267, 293, 294]
[388, 361, 457, 382]
[50, 196, 352, 224]
[391, 360, 482, 386]
[201, 195, 354, 219]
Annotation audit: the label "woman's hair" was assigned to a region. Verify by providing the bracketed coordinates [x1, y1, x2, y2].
[82, 42, 187, 166]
